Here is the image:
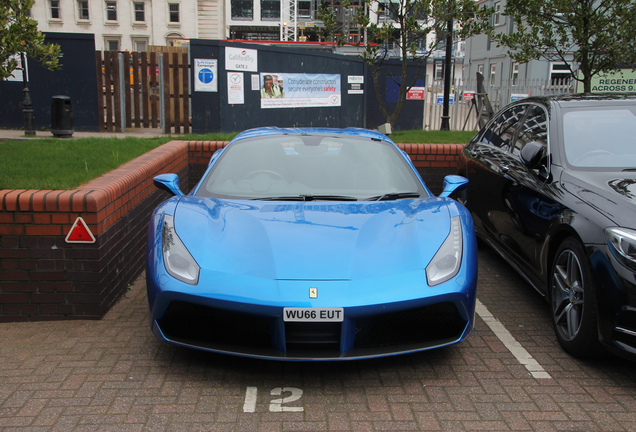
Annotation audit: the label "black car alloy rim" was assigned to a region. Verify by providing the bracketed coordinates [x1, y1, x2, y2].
[551, 249, 585, 342]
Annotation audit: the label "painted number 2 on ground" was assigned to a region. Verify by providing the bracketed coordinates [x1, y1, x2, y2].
[243, 387, 304, 412]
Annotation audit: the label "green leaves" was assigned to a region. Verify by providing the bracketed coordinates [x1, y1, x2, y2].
[0, 0, 61, 80]
[474, 0, 636, 92]
[319, 0, 489, 128]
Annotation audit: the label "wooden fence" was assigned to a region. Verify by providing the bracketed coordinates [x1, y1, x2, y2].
[96, 49, 190, 133]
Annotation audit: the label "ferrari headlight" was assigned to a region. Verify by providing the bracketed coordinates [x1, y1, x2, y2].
[426, 216, 463, 286]
[162, 214, 200, 284]
[605, 227, 636, 271]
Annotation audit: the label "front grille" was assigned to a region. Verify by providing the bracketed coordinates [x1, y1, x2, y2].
[285, 322, 341, 351]
[157, 300, 467, 359]
[353, 302, 465, 349]
[158, 301, 272, 349]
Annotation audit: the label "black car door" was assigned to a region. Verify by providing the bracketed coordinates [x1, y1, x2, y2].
[465, 104, 528, 244]
[500, 104, 562, 289]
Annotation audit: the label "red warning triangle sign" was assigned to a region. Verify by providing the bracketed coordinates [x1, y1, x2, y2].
[65, 217, 96, 243]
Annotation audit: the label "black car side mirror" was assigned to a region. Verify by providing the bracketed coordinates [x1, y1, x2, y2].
[520, 141, 545, 168]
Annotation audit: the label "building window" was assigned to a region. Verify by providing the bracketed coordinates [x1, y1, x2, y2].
[77, 0, 89, 20]
[490, 63, 496, 86]
[106, 39, 120, 50]
[298, 0, 311, 18]
[106, 1, 117, 21]
[550, 63, 572, 85]
[434, 61, 444, 81]
[134, 40, 147, 52]
[493, 2, 501, 25]
[166, 33, 184, 46]
[511, 62, 519, 86]
[231, 0, 253, 19]
[134, 2, 145, 22]
[478, 64, 484, 76]
[168, 3, 180, 23]
[261, 0, 280, 19]
[378, 0, 398, 21]
[50, 0, 60, 18]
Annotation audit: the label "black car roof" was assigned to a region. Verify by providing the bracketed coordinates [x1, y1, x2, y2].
[513, 93, 636, 108]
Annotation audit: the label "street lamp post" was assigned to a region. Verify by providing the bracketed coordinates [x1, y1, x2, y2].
[440, 18, 453, 131]
[20, 52, 35, 136]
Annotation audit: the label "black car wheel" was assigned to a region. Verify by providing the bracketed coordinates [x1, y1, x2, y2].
[550, 238, 602, 357]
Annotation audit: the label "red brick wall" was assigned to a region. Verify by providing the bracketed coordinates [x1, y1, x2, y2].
[0, 141, 462, 322]
[398, 143, 465, 194]
[0, 141, 189, 322]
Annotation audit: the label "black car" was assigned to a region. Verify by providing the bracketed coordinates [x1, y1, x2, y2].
[459, 93, 636, 360]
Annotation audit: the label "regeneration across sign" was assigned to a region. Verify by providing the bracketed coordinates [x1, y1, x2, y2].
[577, 69, 636, 93]
[260, 73, 341, 109]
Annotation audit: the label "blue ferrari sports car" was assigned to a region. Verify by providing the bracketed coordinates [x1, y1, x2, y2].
[146, 127, 477, 360]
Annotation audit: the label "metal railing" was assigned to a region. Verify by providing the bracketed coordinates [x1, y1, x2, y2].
[423, 78, 574, 131]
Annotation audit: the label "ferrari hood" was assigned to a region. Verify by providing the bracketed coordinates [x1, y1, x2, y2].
[172, 197, 453, 281]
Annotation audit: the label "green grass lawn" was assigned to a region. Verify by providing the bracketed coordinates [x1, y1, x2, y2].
[0, 130, 473, 190]
[391, 129, 476, 143]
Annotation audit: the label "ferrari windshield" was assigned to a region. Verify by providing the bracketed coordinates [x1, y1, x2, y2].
[195, 133, 427, 200]
[563, 106, 636, 169]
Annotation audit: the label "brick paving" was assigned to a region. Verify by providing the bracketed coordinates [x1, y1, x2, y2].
[1, 246, 636, 431]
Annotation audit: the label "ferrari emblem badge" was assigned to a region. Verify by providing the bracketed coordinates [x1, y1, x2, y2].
[309, 288, 317, 298]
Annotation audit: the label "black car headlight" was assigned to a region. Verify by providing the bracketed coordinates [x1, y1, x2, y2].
[162, 214, 200, 285]
[605, 227, 636, 272]
[426, 216, 463, 286]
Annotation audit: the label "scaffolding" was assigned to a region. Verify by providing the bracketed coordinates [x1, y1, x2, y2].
[280, 0, 298, 41]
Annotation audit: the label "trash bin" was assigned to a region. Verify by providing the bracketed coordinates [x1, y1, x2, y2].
[51, 95, 74, 138]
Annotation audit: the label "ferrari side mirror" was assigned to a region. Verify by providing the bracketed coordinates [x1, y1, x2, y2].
[153, 173, 184, 196]
[439, 175, 468, 198]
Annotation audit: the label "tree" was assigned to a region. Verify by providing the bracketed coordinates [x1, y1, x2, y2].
[318, 0, 490, 130]
[475, 0, 636, 93]
[0, 0, 61, 80]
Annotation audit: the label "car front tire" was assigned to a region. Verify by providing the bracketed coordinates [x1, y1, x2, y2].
[550, 237, 603, 357]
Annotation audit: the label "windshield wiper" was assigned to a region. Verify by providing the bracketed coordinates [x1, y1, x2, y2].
[256, 195, 358, 201]
[365, 192, 421, 201]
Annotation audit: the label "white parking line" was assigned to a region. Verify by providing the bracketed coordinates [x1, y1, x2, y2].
[475, 299, 552, 379]
[243, 387, 257, 412]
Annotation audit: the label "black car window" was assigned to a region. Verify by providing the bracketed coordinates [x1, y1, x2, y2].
[563, 107, 636, 169]
[513, 105, 548, 157]
[479, 105, 527, 151]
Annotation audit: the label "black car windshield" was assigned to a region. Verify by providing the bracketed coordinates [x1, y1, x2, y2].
[563, 106, 636, 169]
[195, 134, 427, 200]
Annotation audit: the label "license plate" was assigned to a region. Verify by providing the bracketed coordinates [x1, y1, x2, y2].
[283, 307, 344, 322]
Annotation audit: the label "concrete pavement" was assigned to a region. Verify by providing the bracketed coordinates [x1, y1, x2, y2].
[1, 247, 636, 431]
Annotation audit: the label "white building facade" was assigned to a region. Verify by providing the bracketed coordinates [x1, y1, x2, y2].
[29, 0, 225, 51]
[463, 0, 574, 87]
